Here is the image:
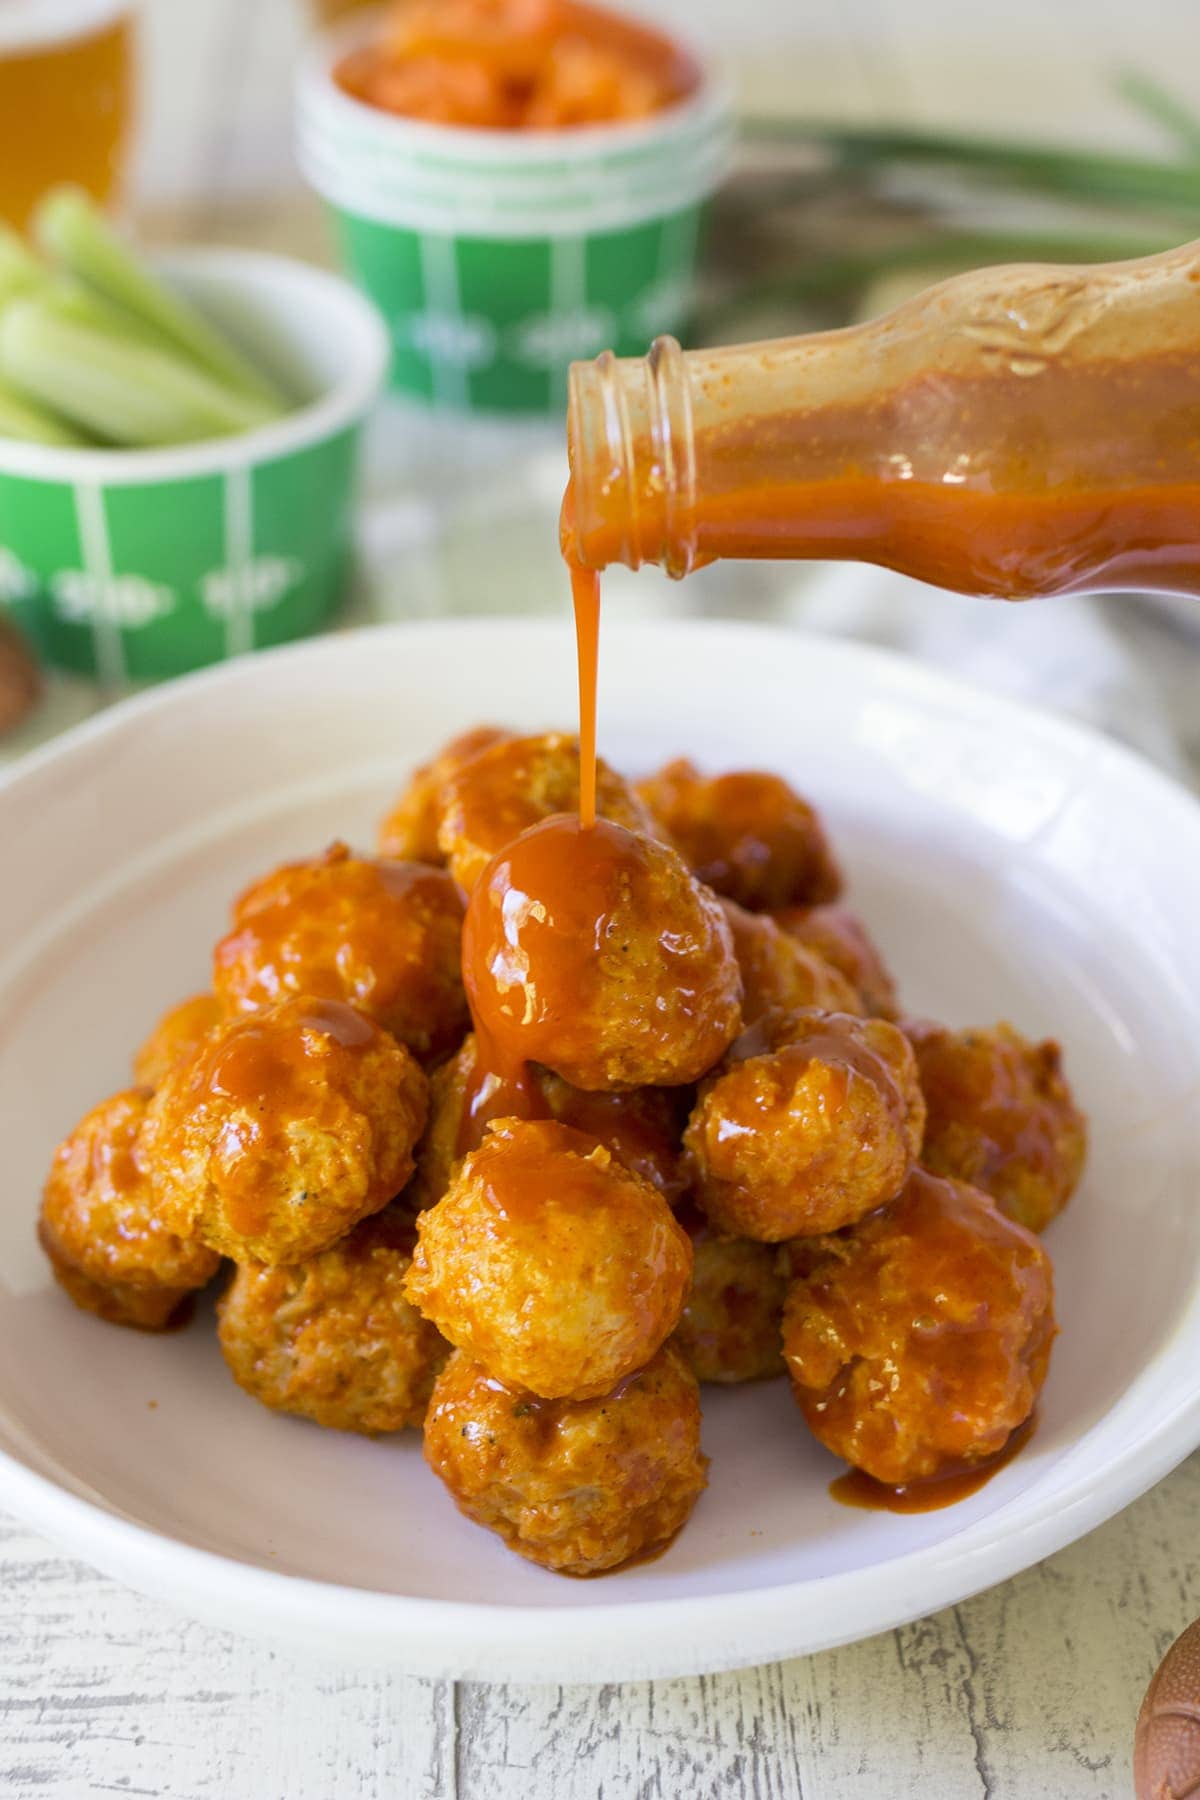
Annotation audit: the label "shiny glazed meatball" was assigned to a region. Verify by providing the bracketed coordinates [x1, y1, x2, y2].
[217, 1207, 448, 1433]
[437, 730, 657, 893]
[782, 1167, 1056, 1485]
[774, 904, 899, 1019]
[377, 724, 511, 863]
[39, 1088, 219, 1329]
[685, 1009, 925, 1241]
[407, 1035, 689, 1211]
[142, 996, 428, 1266]
[536, 1070, 689, 1202]
[463, 814, 743, 1090]
[133, 992, 223, 1089]
[635, 758, 842, 911]
[722, 899, 861, 1024]
[423, 1344, 708, 1575]
[906, 1020, 1087, 1233]
[406, 1118, 692, 1399]
[672, 1204, 786, 1385]
[212, 842, 467, 1064]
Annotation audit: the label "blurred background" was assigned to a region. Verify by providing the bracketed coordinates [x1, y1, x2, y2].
[1, 0, 1199, 766]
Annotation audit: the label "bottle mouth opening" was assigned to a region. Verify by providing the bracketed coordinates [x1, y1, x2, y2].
[565, 337, 697, 577]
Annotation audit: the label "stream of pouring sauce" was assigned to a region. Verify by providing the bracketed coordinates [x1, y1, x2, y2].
[557, 475, 1042, 1515]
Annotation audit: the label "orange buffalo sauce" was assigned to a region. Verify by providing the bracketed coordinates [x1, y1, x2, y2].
[829, 1416, 1037, 1515]
[562, 241, 1200, 818]
[335, 0, 697, 131]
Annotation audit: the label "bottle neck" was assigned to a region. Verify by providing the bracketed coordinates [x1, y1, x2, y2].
[564, 335, 699, 578]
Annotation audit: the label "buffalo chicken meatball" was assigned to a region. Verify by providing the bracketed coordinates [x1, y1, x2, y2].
[406, 1118, 691, 1399]
[213, 842, 467, 1064]
[407, 1035, 689, 1212]
[782, 1167, 1055, 1486]
[685, 1009, 925, 1241]
[423, 1344, 708, 1575]
[377, 724, 512, 863]
[217, 1207, 447, 1433]
[722, 899, 861, 1024]
[775, 904, 899, 1019]
[142, 996, 428, 1266]
[906, 1020, 1087, 1234]
[133, 992, 223, 1088]
[635, 758, 842, 911]
[672, 1204, 786, 1385]
[437, 730, 657, 893]
[463, 813, 742, 1090]
[39, 1088, 219, 1329]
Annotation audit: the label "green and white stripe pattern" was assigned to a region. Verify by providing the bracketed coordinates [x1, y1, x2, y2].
[297, 39, 733, 413]
[0, 428, 355, 679]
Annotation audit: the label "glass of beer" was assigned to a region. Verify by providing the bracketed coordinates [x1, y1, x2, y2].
[0, 1, 135, 230]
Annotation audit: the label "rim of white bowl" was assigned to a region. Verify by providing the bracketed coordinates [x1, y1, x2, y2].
[3, 617, 1200, 1679]
[297, 8, 733, 166]
[0, 248, 390, 488]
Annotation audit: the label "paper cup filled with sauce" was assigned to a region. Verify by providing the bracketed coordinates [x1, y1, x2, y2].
[297, 0, 733, 413]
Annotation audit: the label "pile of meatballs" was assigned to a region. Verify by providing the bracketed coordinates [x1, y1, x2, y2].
[37, 726, 1086, 1578]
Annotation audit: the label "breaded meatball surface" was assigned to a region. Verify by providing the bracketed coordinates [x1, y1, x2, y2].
[463, 814, 742, 1090]
[133, 992, 223, 1089]
[408, 1035, 689, 1211]
[536, 1070, 689, 1202]
[142, 996, 428, 1266]
[907, 1020, 1087, 1233]
[217, 1207, 447, 1433]
[213, 842, 467, 1064]
[39, 1088, 219, 1330]
[635, 758, 842, 911]
[685, 1009, 925, 1241]
[722, 899, 861, 1024]
[672, 1203, 786, 1385]
[438, 730, 657, 893]
[378, 724, 511, 863]
[775, 904, 899, 1019]
[406, 1118, 692, 1399]
[423, 1344, 708, 1575]
[782, 1167, 1056, 1486]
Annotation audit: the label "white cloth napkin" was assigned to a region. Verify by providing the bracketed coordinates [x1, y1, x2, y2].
[788, 563, 1195, 784]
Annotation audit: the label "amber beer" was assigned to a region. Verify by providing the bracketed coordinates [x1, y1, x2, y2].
[0, 1, 134, 229]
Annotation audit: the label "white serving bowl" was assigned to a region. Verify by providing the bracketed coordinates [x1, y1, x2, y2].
[1, 616, 1198, 1683]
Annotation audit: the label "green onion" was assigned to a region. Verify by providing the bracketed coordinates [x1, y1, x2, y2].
[742, 120, 1200, 215]
[34, 187, 288, 410]
[0, 297, 279, 448]
[1111, 68, 1200, 161]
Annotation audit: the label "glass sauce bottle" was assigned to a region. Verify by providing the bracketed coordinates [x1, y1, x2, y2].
[562, 239, 1200, 600]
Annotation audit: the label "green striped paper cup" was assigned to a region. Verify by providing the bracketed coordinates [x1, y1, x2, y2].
[296, 26, 733, 414]
[0, 249, 388, 681]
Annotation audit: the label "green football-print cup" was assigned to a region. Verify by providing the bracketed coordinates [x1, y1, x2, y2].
[296, 27, 733, 414]
[0, 250, 388, 681]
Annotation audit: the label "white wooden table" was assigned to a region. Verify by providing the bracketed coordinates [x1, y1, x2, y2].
[6, 3, 1200, 1794]
[3, 1455, 1199, 1798]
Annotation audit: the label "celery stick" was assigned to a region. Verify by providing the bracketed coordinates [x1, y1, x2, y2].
[0, 298, 279, 448]
[35, 188, 288, 409]
[0, 376, 91, 446]
[0, 223, 47, 310]
[42, 276, 181, 353]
